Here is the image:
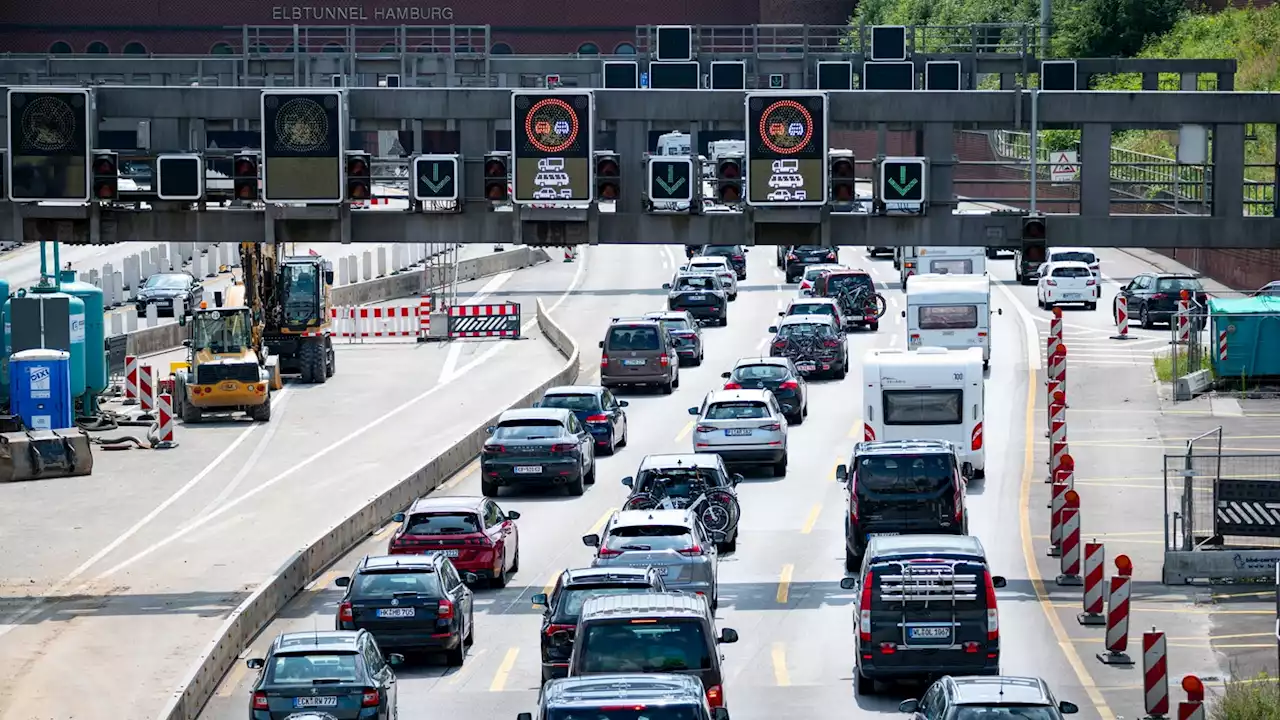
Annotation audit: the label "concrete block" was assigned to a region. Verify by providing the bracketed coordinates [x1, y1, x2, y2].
[173, 295, 186, 318]
[204, 252, 217, 278]
[391, 244, 404, 272]
[1174, 369, 1213, 401]
[146, 302, 159, 328]
[79, 273, 90, 284]
[362, 251, 373, 281]
[110, 312, 123, 336]
[88, 268, 100, 286]
[377, 247, 388, 278]
[338, 258, 349, 285]
[126, 309, 138, 333]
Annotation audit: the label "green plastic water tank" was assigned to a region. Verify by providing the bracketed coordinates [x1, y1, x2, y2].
[59, 270, 106, 396]
[5, 290, 86, 398]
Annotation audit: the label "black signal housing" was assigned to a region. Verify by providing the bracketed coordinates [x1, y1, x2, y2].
[594, 151, 621, 201]
[484, 152, 510, 201]
[233, 152, 260, 201]
[715, 156, 743, 204]
[91, 151, 119, 202]
[345, 151, 372, 202]
[830, 154, 856, 203]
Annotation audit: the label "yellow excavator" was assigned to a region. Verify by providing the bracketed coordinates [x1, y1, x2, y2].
[171, 242, 336, 423]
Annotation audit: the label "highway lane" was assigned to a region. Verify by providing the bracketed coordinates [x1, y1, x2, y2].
[0, 254, 573, 720]
[196, 244, 1104, 720]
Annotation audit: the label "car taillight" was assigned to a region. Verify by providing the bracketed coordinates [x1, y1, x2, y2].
[1045, 279, 1057, 286]
[600, 354, 609, 368]
[1086, 279, 1097, 286]
[787, 254, 797, 261]
[659, 355, 670, 367]
[585, 414, 609, 423]
[772, 340, 787, 349]
[438, 598, 455, 619]
[778, 380, 799, 390]
[252, 691, 269, 710]
[677, 545, 703, 556]
[484, 443, 505, 453]
[822, 339, 840, 347]
[859, 573, 873, 642]
[732, 255, 743, 261]
[550, 443, 576, 452]
[361, 688, 380, 708]
[696, 425, 716, 433]
[706, 685, 725, 708]
[598, 547, 623, 558]
[983, 570, 1000, 641]
[1150, 293, 1167, 300]
[863, 423, 876, 442]
[546, 624, 575, 637]
[826, 252, 837, 260]
[759, 423, 781, 431]
[723, 382, 742, 390]
[339, 602, 353, 622]
[971, 422, 983, 451]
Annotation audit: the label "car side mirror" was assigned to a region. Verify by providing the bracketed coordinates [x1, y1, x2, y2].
[777, 311, 785, 316]
[687, 407, 699, 415]
[598, 340, 604, 348]
[712, 708, 730, 720]
[463, 572, 479, 584]
[531, 400, 541, 408]
[582, 533, 600, 547]
[335, 576, 350, 587]
[387, 653, 405, 666]
[839, 577, 858, 590]
[1059, 701, 1079, 715]
[486, 426, 496, 434]
[177, 314, 186, 327]
[901, 310, 906, 318]
[835, 464, 847, 481]
[621, 476, 633, 487]
[991, 575, 1007, 588]
[392, 512, 405, 522]
[718, 628, 738, 644]
[182, 339, 192, 347]
[507, 511, 521, 520]
[325, 270, 335, 285]
[732, 473, 743, 486]
[962, 462, 974, 479]
[531, 593, 548, 608]
[721, 371, 731, 378]
[898, 700, 920, 714]
[662, 283, 671, 290]
[246, 658, 265, 670]
[619, 401, 629, 407]
[550, 630, 573, 647]
[997, 308, 1004, 315]
[518, 713, 534, 720]
[767, 326, 778, 333]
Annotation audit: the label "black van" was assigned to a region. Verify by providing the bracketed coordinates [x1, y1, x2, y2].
[836, 440, 968, 572]
[839, 535, 1006, 695]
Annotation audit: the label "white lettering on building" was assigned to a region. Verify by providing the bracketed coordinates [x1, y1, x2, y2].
[270, 6, 454, 22]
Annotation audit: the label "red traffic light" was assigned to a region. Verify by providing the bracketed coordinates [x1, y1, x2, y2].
[718, 161, 741, 179]
[234, 159, 257, 177]
[485, 159, 507, 177]
[718, 184, 741, 203]
[833, 184, 854, 202]
[348, 158, 368, 176]
[831, 159, 855, 178]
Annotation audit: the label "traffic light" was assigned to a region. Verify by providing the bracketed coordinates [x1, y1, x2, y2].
[484, 152, 510, 201]
[233, 152, 259, 201]
[594, 152, 620, 200]
[91, 151, 118, 202]
[1023, 214, 1047, 240]
[829, 151, 856, 203]
[715, 154, 743, 203]
[345, 151, 372, 202]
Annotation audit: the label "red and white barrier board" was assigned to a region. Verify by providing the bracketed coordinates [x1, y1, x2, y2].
[447, 303, 521, 338]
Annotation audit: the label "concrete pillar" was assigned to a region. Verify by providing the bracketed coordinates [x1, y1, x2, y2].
[140, 252, 154, 280]
[116, 272, 129, 303]
[347, 255, 358, 284]
[102, 264, 116, 305]
[219, 242, 233, 270]
[362, 251, 373, 281]
[126, 309, 138, 333]
[110, 312, 124, 336]
[377, 247, 388, 278]
[229, 244, 241, 268]
[173, 295, 186, 318]
[157, 244, 170, 271]
[88, 268, 100, 286]
[338, 257, 350, 285]
[391, 244, 404, 272]
[125, 254, 141, 290]
[79, 272, 90, 284]
[146, 302, 159, 327]
[168, 243, 181, 268]
[204, 251, 217, 278]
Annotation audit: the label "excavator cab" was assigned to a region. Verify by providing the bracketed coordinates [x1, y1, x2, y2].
[263, 256, 337, 384]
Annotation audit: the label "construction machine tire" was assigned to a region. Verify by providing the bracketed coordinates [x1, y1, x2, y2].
[248, 396, 272, 422]
[299, 339, 327, 385]
[325, 338, 336, 378]
[181, 395, 202, 424]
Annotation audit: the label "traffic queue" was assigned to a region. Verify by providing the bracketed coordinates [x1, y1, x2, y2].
[239, 244, 1083, 720]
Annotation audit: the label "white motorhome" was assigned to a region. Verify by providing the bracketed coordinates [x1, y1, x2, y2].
[905, 274, 1000, 367]
[862, 347, 986, 477]
[915, 246, 988, 277]
[656, 131, 692, 156]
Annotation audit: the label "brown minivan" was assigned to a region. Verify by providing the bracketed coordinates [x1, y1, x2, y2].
[600, 319, 680, 394]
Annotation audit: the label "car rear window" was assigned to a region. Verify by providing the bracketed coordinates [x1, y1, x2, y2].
[553, 586, 652, 622]
[793, 245, 826, 253]
[883, 389, 964, 425]
[405, 512, 480, 535]
[604, 525, 695, 552]
[1156, 277, 1204, 293]
[734, 364, 789, 381]
[549, 705, 703, 720]
[871, 560, 988, 608]
[674, 276, 717, 291]
[494, 421, 565, 439]
[928, 258, 973, 275]
[638, 467, 725, 493]
[1049, 266, 1091, 278]
[857, 454, 955, 493]
[268, 652, 360, 683]
[652, 317, 691, 332]
[541, 394, 601, 412]
[608, 326, 661, 351]
[701, 245, 739, 257]
[953, 708, 1057, 720]
[578, 619, 712, 672]
[1050, 251, 1097, 265]
[689, 261, 727, 272]
[919, 305, 978, 330]
[354, 570, 441, 598]
[705, 401, 769, 420]
[778, 322, 835, 338]
[788, 302, 837, 317]
[803, 267, 834, 282]
[826, 273, 874, 292]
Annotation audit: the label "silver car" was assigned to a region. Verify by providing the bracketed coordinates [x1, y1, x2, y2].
[582, 508, 721, 609]
[683, 256, 739, 301]
[688, 389, 790, 476]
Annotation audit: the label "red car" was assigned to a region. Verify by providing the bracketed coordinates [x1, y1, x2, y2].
[388, 495, 521, 588]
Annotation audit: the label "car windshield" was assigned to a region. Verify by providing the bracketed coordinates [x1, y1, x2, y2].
[734, 364, 789, 381]
[788, 303, 837, 317]
[953, 708, 1060, 720]
[191, 310, 253, 354]
[145, 274, 188, 289]
[267, 652, 360, 684]
[1051, 251, 1096, 264]
[553, 587, 652, 622]
[919, 305, 979, 330]
[603, 525, 695, 552]
[928, 258, 973, 275]
[674, 276, 717, 291]
[549, 705, 703, 720]
[700, 245, 739, 257]
[578, 619, 711, 673]
[857, 454, 954, 493]
[705, 401, 770, 420]
[657, 317, 691, 332]
[1156, 277, 1204, 293]
[1050, 266, 1093, 278]
[405, 512, 480, 535]
[609, 326, 661, 351]
[353, 571, 440, 598]
[778, 323, 834, 339]
[541, 394, 601, 412]
[494, 421, 565, 440]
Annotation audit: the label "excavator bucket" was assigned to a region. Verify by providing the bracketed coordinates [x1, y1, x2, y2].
[0, 429, 94, 483]
[266, 356, 283, 391]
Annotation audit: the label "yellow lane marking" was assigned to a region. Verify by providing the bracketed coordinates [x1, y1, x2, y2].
[674, 420, 695, 443]
[489, 647, 520, 692]
[776, 564, 794, 604]
[800, 504, 822, 534]
[829, 460, 842, 482]
[1213, 590, 1278, 600]
[216, 660, 250, 698]
[307, 570, 343, 593]
[373, 523, 397, 540]
[541, 570, 560, 600]
[771, 642, 791, 686]
[1020, 356, 1115, 718]
[848, 420, 862, 439]
[448, 647, 488, 685]
[589, 507, 616, 536]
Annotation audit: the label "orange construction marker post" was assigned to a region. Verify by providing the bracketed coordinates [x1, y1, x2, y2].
[1098, 554, 1135, 666]
[1177, 675, 1205, 720]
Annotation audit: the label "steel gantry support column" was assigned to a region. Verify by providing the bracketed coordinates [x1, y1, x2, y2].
[1080, 123, 1112, 218]
[1213, 123, 1246, 220]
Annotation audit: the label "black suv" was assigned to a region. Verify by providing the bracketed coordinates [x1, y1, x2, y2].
[664, 273, 729, 325]
[782, 245, 839, 283]
[837, 440, 969, 571]
[1117, 272, 1209, 329]
[839, 535, 1006, 695]
[246, 630, 401, 720]
[532, 566, 666, 682]
[901, 675, 1080, 718]
[697, 245, 747, 279]
[334, 554, 476, 666]
[519, 674, 730, 720]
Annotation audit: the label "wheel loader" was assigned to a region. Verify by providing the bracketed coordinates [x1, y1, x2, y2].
[172, 303, 279, 423]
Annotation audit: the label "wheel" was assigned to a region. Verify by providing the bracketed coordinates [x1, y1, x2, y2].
[856, 669, 876, 695]
[445, 640, 466, 667]
[179, 388, 202, 424]
[619, 422, 629, 448]
[510, 548, 520, 573]
[491, 552, 509, 589]
[1015, 267, 1023, 283]
[566, 471, 586, 496]
[1037, 295, 1044, 309]
[983, 359, 990, 371]
[721, 535, 737, 553]
[600, 431, 617, 456]
[661, 379, 674, 395]
[672, 372, 681, 390]
[585, 458, 597, 485]
[786, 274, 799, 283]
[845, 546, 860, 572]
[325, 339, 336, 378]
[729, 293, 738, 301]
[973, 467, 986, 479]
[772, 453, 788, 477]
[868, 322, 879, 332]
[719, 316, 728, 327]
[697, 350, 704, 366]
[481, 478, 499, 497]
[1140, 306, 1153, 329]
[541, 667, 555, 685]
[464, 614, 475, 647]
[1086, 302, 1097, 311]
[248, 397, 271, 422]
[299, 339, 327, 384]
[787, 413, 803, 426]
[835, 362, 847, 380]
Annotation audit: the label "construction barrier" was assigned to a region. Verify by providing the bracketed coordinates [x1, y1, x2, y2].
[1177, 676, 1206, 720]
[329, 304, 428, 339]
[1079, 541, 1107, 626]
[1113, 294, 1131, 340]
[1049, 475, 1070, 556]
[447, 303, 521, 338]
[1176, 291, 1191, 344]
[1098, 554, 1135, 665]
[1143, 630, 1170, 717]
[1047, 345, 1067, 394]
[1218, 329, 1228, 362]
[1057, 490, 1083, 586]
[1048, 390, 1067, 443]
[1049, 441, 1070, 484]
[124, 354, 138, 405]
[155, 392, 177, 449]
[418, 296, 433, 338]
[139, 364, 154, 413]
[1048, 306, 1063, 355]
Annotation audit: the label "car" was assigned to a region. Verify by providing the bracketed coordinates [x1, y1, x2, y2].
[664, 272, 729, 326]
[387, 495, 521, 587]
[835, 440, 969, 571]
[246, 630, 402, 719]
[779, 297, 847, 328]
[812, 268, 881, 331]
[583, 509, 722, 608]
[721, 357, 808, 424]
[480, 408, 597, 496]
[600, 317, 681, 393]
[683, 256, 739, 300]
[766, 314, 849, 380]
[644, 309, 704, 367]
[559, 592, 738, 710]
[519, 675, 729, 720]
[531, 567, 667, 682]
[1046, 246, 1100, 275]
[134, 271, 202, 317]
[866, 246, 894, 257]
[621, 453, 742, 552]
[688, 389, 790, 476]
[697, 245, 747, 279]
[333, 554, 476, 665]
[839, 535, 1006, 694]
[1036, 261, 1099, 310]
[1117, 272, 1209, 328]
[534, 385, 630, 455]
[782, 245, 839, 283]
[900, 675, 1081, 719]
[766, 189, 793, 201]
[796, 263, 845, 296]
[1251, 280, 1280, 297]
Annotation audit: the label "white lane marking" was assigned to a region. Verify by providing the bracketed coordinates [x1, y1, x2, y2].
[776, 299, 785, 310]
[97, 246, 590, 581]
[0, 389, 290, 637]
[660, 247, 671, 270]
[887, 334, 899, 347]
[470, 270, 515, 305]
[199, 390, 298, 516]
[993, 280, 1042, 371]
[887, 294, 900, 309]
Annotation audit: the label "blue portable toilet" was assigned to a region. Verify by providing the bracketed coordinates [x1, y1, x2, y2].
[9, 348, 73, 430]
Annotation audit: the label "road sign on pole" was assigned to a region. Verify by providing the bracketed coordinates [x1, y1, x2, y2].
[877, 156, 928, 214]
[6, 88, 93, 203]
[260, 88, 346, 204]
[413, 154, 461, 202]
[510, 90, 594, 205]
[648, 156, 694, 204]
[744, 91, 829, 207]
[1051, 150, 1079, 183]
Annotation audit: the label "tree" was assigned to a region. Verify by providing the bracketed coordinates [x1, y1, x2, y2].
[1054, 0, 1186, 58]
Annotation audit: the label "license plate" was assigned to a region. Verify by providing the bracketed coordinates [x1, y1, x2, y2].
[514, 465, 543, 474]
[796, 362, 817, 372]
[909, 627, 951, 640]
[655, 566, 670, 575]
[688, 295, 705, 301]
[295, 696, 338, 708]
[377, 607, 416, 618]
[725, 428, 752, 436]
[623, 359, 646, 366]
[221, 382, 236, 391]
[437, 549, 460, 557]
[1063, 293, 1082, 299]
[867, 532, 900, 539]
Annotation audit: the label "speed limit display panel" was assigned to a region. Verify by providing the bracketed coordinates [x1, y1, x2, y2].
[510, 90, 594, 204]
[744, 92, 829, 207]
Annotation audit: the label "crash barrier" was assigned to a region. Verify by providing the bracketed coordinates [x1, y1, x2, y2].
[1143, 631, 1170, 718]
[328, 300, 431, 339]
[155, 393, 177, 449]
[1057, 490, 1083, 586]
[1112, 294, 1131, 340]
[158, 297, 575, 720]
[1047, 390, 1066, 445]
[124, 354, 139, 404]
[1079, 542, 1106, 625]
[1098, 554, 1135, 665]
[448, 303, 521, 338]
[1178, 676, 1206, 720]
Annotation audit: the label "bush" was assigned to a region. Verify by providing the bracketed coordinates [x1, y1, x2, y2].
[1210, 673, 1280, 719]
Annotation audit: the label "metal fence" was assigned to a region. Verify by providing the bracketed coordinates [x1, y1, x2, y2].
[1169, 307, 1210, 383]
[1169, 308, 1280, 395]
[1165, 428, 1280, 552]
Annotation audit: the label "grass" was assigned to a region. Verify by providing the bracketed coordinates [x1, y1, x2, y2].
[1153, 346, 1212, 382]
[1211, 672, 1280, 719]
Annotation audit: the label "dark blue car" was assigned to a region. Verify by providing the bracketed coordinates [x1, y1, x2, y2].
[533, 386, 630, 455]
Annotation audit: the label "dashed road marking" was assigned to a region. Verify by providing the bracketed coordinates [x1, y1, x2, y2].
[771, 642, 791, 686]
[489, 647, 520, 692]
[776, 564, 794, 604]
[801, 504, 822, 534]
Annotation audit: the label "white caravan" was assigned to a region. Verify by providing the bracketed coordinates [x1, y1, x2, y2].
[905, 274, 1000, 368]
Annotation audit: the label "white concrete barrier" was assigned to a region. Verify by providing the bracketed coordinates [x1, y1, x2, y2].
[158, 244, 171, 271]
[377, 247, 388, 278]
[111, 271, 125, 307]
[362, 251, 373, 281]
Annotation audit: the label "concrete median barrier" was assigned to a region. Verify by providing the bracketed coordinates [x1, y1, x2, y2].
[159, 296, 578, 720]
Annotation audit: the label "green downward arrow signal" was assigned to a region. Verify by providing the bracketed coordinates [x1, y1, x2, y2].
[654, 163, 687, 196]
[886, 164, 919, 197]
[421, 162, 451, 193]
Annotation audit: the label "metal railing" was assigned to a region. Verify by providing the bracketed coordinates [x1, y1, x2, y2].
[633, 22, 1039, 57]
[1166, 426, 1223, 553]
